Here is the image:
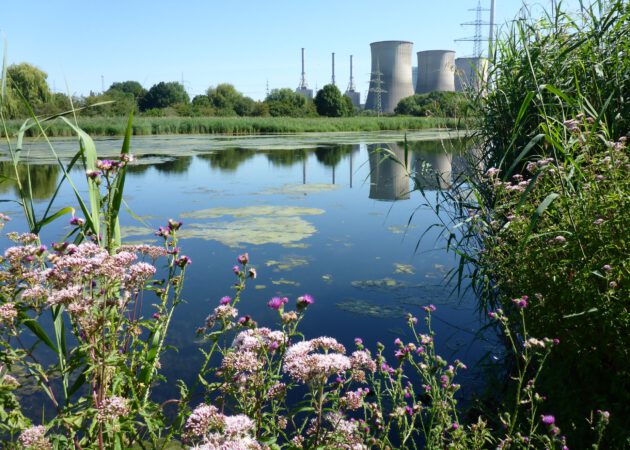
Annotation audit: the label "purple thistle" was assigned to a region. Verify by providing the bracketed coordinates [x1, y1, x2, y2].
[237, 253, 249, 265]
[219, 296, 231, 305]
[541, 415, 555, 426]
[296, 294, 314, 309]
[175, 255, 191, 268]
[267, 296, 288, 311]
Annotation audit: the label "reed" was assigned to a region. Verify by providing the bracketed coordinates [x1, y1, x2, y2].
[0, 115, 459, 138]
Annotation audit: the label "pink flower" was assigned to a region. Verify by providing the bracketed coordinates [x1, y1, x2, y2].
[237, 253, 249, 265]
[267, 296, 288, 311]
[541, 415, 555, 425]
[283, 337, 350, 384]
[220, 296, 232, 305]
[296, 294, 314, 309]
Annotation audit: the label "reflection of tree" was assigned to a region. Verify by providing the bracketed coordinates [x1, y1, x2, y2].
[124, 163, 152, 174]
[314, 145, 354, 167]
[405, 138, 466, 155]
[0, 162, 60, 199]
[197, 148, 256, 172]
[265, 149, 309, 167]
[153, 156, 193, 174]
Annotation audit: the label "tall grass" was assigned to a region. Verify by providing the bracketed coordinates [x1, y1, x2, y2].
[423, 0, 630, 446]
[0, 115, 458, 138]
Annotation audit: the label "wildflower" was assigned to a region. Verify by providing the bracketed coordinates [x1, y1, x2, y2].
[69, 216, 85, 226]
[485, 167, 501, 177]
[593, 218, 604, 225]
[155, 226, 170, 238]
[248, 268, 257, 279]
[86, 169, 101, 179]
[394, 338, 403, 346]
[0, 303, 18, 325]
[512, 295, 528, 309]
[541, 415, 555, 425]
[267, 296, 288, 311]
[232, 265, 240, 275]
[281, 311, 298, 323]
[152, 313, 161, 319]
[354, 337, 363, 346]
[120, 153, 135, 163]
[19, 425, 51, 450]
[451, 422, 460, 431]
[237, 253, 249, 265]
[185, 404, 222, 438]
[220, 296, 232, 305]
[96, 159, 114, 171]
[609, 281, 618, 289]
[553, 236, 567, 244]
[205, 305, 238, 328]
[97, 396, 130, 422]
[341, 388, 367, 410]
[175, 255, 192, 267]
[283, 337, 351, 384]
[597, 410, 611, 425]
[296, 294, 314, 309]
[602, 264, 612, 272]
[167, 219, 182, 231]
[524, 338, 546, 349]
[423, 304, 436, 313]
[267, 382, 286, 399]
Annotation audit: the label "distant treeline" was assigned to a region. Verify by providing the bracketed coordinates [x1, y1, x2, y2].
[0, 116, 457, 137]
[1, 63, 469, 124]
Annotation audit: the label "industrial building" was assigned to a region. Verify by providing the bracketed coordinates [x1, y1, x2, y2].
[365, 41, 415, 114]
[344, 55, 361, 107]
[415, 50, 456, 94]
[296, 48, 313, 99]
[455, 57, 487, 92]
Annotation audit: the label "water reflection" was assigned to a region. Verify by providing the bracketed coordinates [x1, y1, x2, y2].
[413, 152, 453, 190]
[368, 143, 412, 201]
[197, 148, 256, 171]
[153, 156, 193, 174]
[0, 162, 60, 199]
[265, 149, 309, 167]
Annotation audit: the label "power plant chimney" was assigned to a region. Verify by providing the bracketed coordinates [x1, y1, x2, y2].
[365, 41, 415, 114]
[332, 52, 336, 86]
[345, 55, 360, 107]
[296, 47, 313, 99]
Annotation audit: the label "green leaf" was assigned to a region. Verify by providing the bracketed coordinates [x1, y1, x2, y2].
[23, 319, 57, 352]
[520, 192, 560, 250]
[36, 206, 74, 229]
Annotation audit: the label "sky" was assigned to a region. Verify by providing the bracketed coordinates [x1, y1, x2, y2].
[1, 0, 580, 101]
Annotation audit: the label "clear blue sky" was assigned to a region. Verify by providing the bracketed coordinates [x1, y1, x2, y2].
[1, 0, 578, 101]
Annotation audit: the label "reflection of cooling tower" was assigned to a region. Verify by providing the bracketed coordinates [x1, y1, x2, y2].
[413, 152, 453, 190]
[455, 57, 487, 92]
[365, 41, 415, 113]
[415, 50, 455, 93]
[368, 143, 411, 201]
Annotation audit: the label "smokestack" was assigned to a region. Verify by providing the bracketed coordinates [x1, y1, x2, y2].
[350, 55, 354, 87]
[302, 48, 306, 81]
[332, 52, 336, 86]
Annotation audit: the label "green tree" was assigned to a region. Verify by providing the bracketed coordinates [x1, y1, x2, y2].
[314, 84, 347, 117]
[395, 92, 468, 117]
[3, 63, 51, 118]
[139, 81, 189, 111]
[107, 81, 147, 100]
[206, 83, 256, 116]
[264, 88, 316, 117]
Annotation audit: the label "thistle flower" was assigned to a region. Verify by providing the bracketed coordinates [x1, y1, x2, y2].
[237, 253, 249, 265]
[219, 296, 232, 305]
[267, 296, 288, 311]
[296, 294, 314, 309]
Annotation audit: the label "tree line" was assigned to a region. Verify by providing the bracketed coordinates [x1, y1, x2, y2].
[1, 63, 359, 119]
[2, 62, 467, 120]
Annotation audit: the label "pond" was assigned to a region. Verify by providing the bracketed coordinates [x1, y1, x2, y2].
[0, 130, 495, 403]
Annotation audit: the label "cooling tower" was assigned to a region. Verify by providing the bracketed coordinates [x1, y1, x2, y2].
[365, 41, 415, 114]
[368, 143, 411, 201]
[415, 50, 456, 94]
[455, 57, 487, 92]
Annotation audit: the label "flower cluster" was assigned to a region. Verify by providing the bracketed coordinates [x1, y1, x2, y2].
[18, 425, 52, 450]
[97, 396, 130, 422]
[185, 403, 261, 449]
[283, 337, 351, 384]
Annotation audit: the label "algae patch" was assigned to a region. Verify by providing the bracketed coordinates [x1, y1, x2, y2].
[266, 256, 310, 272]
[394, 263, 415, 275]
[259, 184, 340, 196]
[351, 278, 406, 290]
[336, 299, 408, 319]
[271, 278, 300, 287]
[180, 205, 324, 219]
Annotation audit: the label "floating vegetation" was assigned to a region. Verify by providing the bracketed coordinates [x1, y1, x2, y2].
[387, 224, 418, 235]
[336, 299, 409, 319]
[255, 285, 267, 290]
[282, 243, 310, 249]
[394, 263, 415, 275]
[180, 205, 324, 219]
[258, 183, 340, 196]
[121, 225, 154, 239]
[321, 274, 333, 284]
[271, 278, 300, 286]
[351, 278, 406, 290]
[177, 217, 316, 247]
[265, 256, 310, 272]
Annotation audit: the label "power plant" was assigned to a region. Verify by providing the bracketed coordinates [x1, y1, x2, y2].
[365, 41, 415, 114]
[345, 55, 360, 107]
[415, 50, 456, 94]
[295, 48, 313, 99]
[455, 57, 487, 92]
